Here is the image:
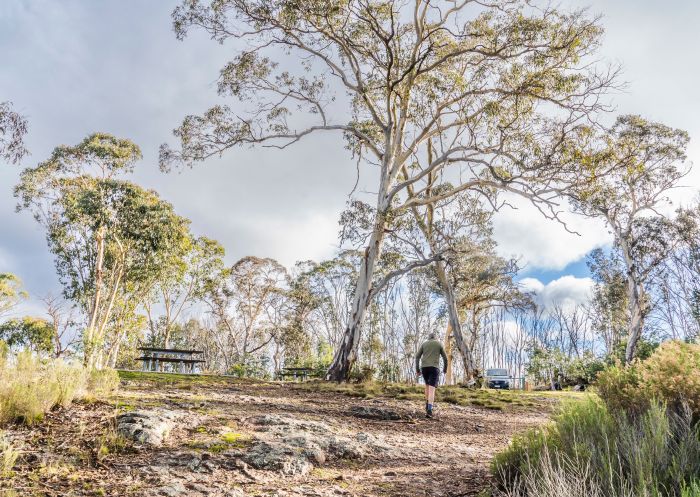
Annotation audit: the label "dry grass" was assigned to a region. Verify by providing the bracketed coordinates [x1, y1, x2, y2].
[0, 351, 120, 426]
[117, 370, 265, 388]
[294, 380, 583, 411]
[493, 397, 700, 497]
[0, 431, 18, 477]
[0, 351, 86, 425]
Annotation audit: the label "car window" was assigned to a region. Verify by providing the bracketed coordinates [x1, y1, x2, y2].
[486, 369, 508, 376]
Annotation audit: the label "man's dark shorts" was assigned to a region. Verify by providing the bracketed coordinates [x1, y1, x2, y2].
[421, 366, 440, 387]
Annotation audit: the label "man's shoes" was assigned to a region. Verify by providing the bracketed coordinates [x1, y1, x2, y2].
[426, 406, 433, 418]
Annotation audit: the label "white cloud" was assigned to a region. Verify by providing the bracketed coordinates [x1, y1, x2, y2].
[493, 195, 613, 271]
[226, 211, 340, 268]
[520, 275, 594, 310]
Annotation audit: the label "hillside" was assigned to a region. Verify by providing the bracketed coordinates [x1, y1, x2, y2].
[2, 373, 580, 497]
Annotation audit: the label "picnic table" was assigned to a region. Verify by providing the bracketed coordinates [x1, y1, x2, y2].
[276, 367, 312, 382]
[137, 347, 205, 374]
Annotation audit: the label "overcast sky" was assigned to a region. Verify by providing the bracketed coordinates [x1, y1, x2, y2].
[1, 0, 699, 316]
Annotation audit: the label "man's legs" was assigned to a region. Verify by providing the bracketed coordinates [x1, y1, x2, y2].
[427, 385, 436, 404]
[422, 367, 438, 417]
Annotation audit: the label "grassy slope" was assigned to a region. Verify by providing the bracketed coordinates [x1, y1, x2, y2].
[117, 370, 584, 412]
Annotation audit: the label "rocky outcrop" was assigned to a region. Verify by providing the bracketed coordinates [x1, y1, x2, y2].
[116, 409, 181, 446]
[243, 414, 389, 475]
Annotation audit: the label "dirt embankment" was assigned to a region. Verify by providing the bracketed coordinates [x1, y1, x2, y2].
[3, 375, 558, 497]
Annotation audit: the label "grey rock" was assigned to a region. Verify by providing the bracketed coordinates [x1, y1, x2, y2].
[244, 414, 390, 475]
[117, 410, 180, 447]
[158, 481, 187, 497]
[249, 415, 331, 434]
[188, 482, 213, 494]
[244, 441, 314, 475]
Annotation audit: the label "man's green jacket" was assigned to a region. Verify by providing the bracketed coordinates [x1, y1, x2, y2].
[415, 339, 448, 373]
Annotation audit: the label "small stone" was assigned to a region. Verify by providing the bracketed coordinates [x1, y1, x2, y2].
[188, 482, 212, 494]
[384, 471, 397, 477]
[158, 481, 187, 497]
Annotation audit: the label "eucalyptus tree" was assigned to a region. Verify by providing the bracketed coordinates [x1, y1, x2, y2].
[295, 252, 360, 349]
[0, 101, 28, 164]
[276, 261, 328, 370]
[0, 273, 27, 319]
[206, 256, 289, 368]
[162, 0, 615, 379]
[587, 248, 628, 354]
[655, 205, 700, 341]
[0, 316, 54, 354]
[145, 236, 226, 348]
[42, 295, 79, 358]
[569, 116, 690, 362]
[15, 133, 191, 368]
[446, 240, 531, 377]
[370, 189, 529, 380]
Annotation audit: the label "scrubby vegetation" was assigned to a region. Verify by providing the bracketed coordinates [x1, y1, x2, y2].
[0, 347, 119, 426]
[597, 341, 700, 418]
[493, 341, 700, 497]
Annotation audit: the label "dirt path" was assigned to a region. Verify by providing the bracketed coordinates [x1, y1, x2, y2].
[4, 377, 551, 497]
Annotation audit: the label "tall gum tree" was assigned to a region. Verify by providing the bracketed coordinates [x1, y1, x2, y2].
[568, 115, 690, 363]
[161, 0, 616, 380]
[145, 236, 226, 348]
[15, 133, 191, 369]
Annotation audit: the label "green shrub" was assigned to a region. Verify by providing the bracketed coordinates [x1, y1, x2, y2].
[0, 351, 84, 424]
[495, 342, 700, 496]
[641, 341, 700, 416]
[493, 397, 700, 497]
[598, 341, 700, 418]
[0, 351, 120, 426]
[682, 480, 700, 497]
[493, 397, 619, 491]
[596, 361, 648, 416]
[348, 364, 375, 383]
[87, 368, 120, 397]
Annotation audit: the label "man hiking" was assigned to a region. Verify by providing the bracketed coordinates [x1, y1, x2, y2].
[415, 333, 448, 418]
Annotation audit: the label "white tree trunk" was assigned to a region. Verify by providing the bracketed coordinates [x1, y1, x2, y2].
[444, 321, 453, 385]
[436, 262, 477, 380]
[84, 229, 105, 368]
[619, 239, 646, 363]
[327, 213, 387, 381]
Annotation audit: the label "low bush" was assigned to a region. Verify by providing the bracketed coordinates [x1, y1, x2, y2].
[0, 349, 120, 426]
[642, 341, 700, 416]
[682, 480, 700, 497]
[493, 397, 700, 496]
[595, 360, 648, 416]
[598, 340, 700, 418]
[0, 351, 86, 425]
[494, 341, 700, 497]
[86, 368, 121, 397]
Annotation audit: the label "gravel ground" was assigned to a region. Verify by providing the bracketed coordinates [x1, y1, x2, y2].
[2, 377, 552, 497]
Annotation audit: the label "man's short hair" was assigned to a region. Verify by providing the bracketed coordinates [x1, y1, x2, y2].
[428, 332, 437, 340]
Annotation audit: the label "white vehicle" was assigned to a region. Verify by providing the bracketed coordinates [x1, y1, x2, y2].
[485, 368, 511, 389]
